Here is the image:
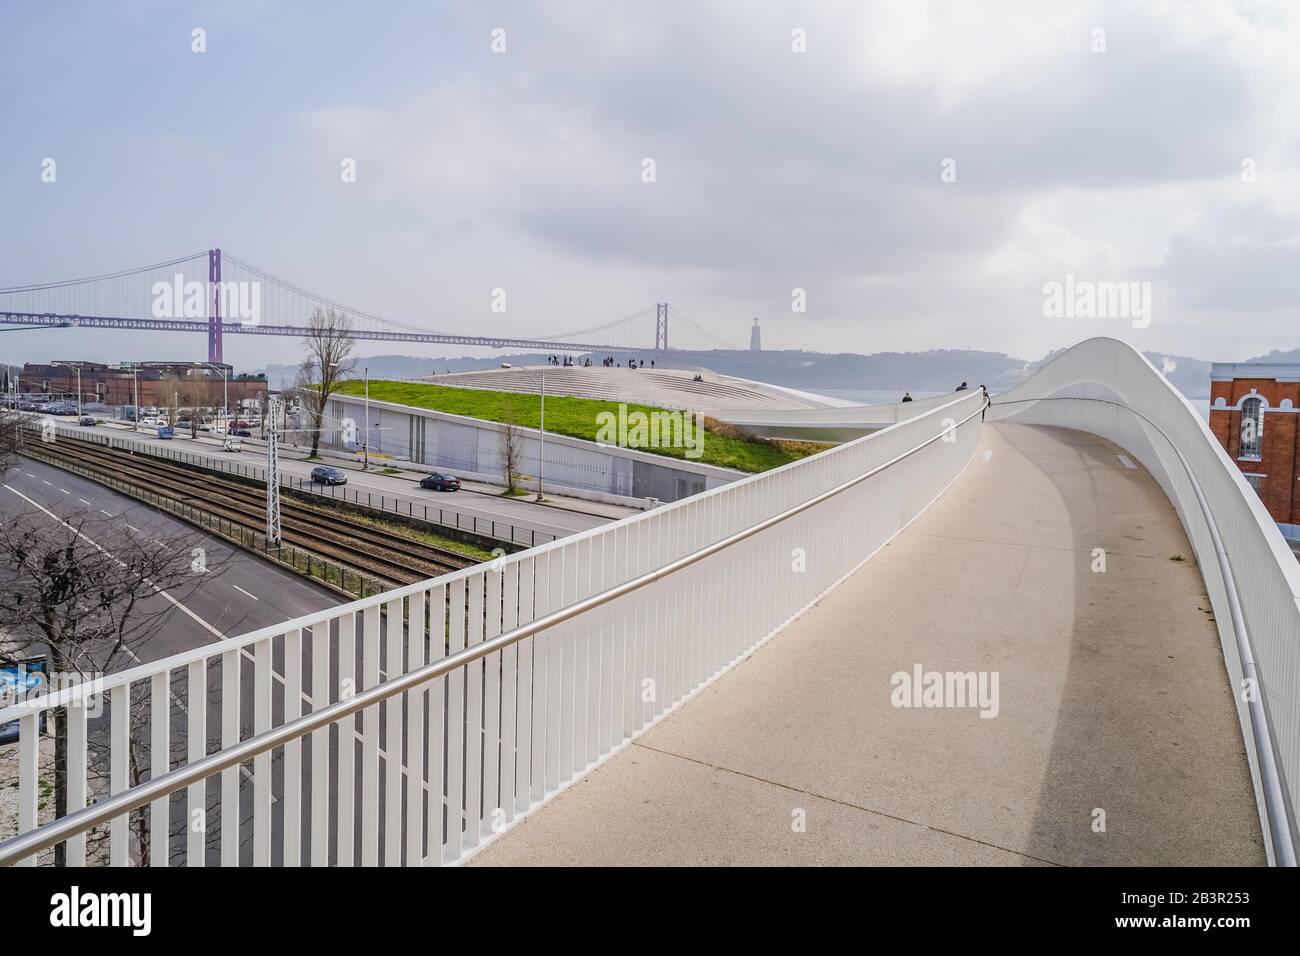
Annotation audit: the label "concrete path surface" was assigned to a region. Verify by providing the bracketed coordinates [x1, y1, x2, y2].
[470, 424, 1265, 866]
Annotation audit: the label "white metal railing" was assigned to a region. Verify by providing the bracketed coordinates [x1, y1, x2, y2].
[0, 391, 986, 866]
[989, 337, 1300, 866]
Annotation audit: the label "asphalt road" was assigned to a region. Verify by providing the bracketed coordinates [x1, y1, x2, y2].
[62, 417, 626, 543]
[1, 456, 341, 662]
[2, 455, 357, 865]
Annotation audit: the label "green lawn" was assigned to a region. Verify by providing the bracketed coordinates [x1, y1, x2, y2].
[334, 379, 818, 473]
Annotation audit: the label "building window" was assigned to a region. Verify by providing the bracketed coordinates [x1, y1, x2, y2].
[1240, 397, 1263, 460]
[1242, 473, 1265, 494]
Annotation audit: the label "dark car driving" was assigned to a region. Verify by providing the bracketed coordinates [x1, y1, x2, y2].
[310, 466, 348, 486]
[419, 472, 461, 492]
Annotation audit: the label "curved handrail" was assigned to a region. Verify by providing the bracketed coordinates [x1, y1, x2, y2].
[0, 399, 988, 866]
[994, 395, 1296, 867]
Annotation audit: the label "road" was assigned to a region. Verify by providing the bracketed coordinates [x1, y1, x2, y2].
[1, 456, 341, 662]
[59, 417, 628, 544]
[2, 456, 353, 865]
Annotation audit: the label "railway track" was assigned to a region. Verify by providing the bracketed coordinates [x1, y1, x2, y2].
[23, 433, 479, 588]
[85, 437, 477, 568]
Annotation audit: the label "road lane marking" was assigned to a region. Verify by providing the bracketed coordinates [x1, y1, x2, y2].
[41, 480, 51, 485]
[232, 584, 260, 601]
[99, 509, 115, 517]
[2, 483, 225, 640]
[983, 450, 993, 462]
[126, 524, 141, 533]
[78, 498, 91, 505]
[60, 488, 69, 494]
[1117, 454, 1137, 470]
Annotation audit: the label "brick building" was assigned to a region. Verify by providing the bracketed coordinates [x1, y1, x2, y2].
[1209, 362, 1300, 541]
[19, 361, 268, 411]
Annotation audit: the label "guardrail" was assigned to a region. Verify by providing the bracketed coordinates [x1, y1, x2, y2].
[0, 391, 985, 866]
[25, 421, 553, 548]
[989, 337, 1299, 866]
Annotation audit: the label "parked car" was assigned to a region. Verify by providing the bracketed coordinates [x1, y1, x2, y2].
[310, 466, 348, 486]
[228, 427, 252, 437]
[419, 472, 461, 492]
[78, 415, 95, 426]
[156, 425, 175, 439]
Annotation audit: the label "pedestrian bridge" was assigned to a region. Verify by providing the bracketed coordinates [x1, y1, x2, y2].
[2, 338, 1296, 867]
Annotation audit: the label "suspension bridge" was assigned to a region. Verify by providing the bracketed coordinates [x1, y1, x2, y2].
[0, 249, 739, 362]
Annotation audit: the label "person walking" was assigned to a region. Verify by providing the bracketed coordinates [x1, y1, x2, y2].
[955, 381, 968, 392]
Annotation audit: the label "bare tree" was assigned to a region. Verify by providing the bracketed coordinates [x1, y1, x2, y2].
[298, 308, 355, 459]
[175, 379, 217, 439]
[0, 507, 222, 864]
[154, 373, 183, 426]
[501, 413, 525, 494]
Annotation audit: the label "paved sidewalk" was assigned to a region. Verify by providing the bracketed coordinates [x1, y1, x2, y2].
[471, 424, 1265, 866]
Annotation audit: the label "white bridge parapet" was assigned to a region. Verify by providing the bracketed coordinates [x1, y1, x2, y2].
[990, 337, 1300, 866]
[0, 388, 986, 866]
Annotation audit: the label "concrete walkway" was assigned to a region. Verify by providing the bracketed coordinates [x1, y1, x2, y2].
[471, 424, 1265, 866]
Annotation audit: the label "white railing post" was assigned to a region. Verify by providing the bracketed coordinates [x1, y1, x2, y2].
[2, 391, 991, 868]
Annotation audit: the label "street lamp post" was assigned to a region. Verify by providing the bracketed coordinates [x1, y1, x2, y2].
[50, 362, 82, 416]
[536, 367, 545, 501]
[112, 364, 143, 432]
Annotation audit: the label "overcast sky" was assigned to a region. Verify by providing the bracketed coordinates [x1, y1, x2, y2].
[2, 0, 1298, 371]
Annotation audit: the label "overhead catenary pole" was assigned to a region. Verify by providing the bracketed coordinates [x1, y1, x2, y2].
[364, 366, 370, 471]
[265, 396, 282, 546]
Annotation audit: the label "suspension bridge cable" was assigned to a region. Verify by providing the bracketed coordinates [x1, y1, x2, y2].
[536, 305, 656, 342]
[221, 252, 453, 336]
[0, 251, 209, 295]
[667, 305, 740, 350]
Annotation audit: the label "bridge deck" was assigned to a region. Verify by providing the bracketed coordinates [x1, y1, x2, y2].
[471, 424, 1265, 866]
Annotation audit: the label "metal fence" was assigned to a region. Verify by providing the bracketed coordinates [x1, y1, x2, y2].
[36, 425, 553, 548]
[989, 337, 1299, 866]
[15, 443, 390, 600]
[0, 391, 985, 866]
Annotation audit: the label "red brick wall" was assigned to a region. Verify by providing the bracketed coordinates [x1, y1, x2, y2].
[21, 365, 267, 410]
[1209, 377, 1300, 525]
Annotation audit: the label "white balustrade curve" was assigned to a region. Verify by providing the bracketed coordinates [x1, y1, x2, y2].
[0, 391, 985, 866]
[989, 336, 1299, 866]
